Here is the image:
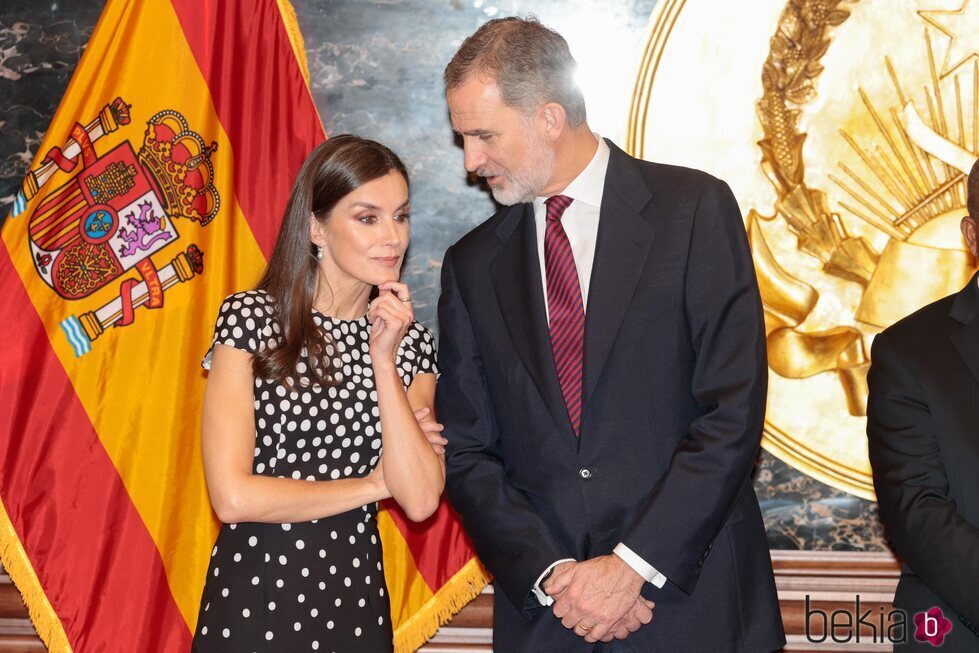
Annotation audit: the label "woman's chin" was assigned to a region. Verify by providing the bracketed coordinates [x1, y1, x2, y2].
[365, 272, 400, 287]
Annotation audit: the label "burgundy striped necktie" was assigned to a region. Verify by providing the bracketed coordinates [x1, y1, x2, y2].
[544, 194, 584, 436]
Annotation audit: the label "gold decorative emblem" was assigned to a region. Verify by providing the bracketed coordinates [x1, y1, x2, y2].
[628, 0, 979, 499]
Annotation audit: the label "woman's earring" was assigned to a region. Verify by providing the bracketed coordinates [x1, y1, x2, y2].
[316, 244, 324, 261]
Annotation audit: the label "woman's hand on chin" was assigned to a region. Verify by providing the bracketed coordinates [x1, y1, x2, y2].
[368, 281, 413, 367]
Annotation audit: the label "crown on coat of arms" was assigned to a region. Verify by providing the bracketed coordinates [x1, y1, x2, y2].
[138, 110, 220, 225]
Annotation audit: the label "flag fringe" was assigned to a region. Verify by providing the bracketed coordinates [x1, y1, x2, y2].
[393, 557, 492, 653]
[0, 496, 73, 652]
[274, 0, 312, 87]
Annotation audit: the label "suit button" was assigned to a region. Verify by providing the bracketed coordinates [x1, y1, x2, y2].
[579, 468, 592, 479]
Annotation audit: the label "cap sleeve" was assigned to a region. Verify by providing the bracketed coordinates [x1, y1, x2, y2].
[202, 290, 279, 370]
[395, 321, 439, 386]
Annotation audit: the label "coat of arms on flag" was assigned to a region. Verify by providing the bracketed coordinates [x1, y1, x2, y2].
[23, 99, 216, 357]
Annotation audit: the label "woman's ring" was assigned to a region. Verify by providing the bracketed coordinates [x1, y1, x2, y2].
[401, 297, 412, 303]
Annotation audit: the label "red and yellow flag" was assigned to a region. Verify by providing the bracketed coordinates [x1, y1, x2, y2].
[0, 1, 488, 650]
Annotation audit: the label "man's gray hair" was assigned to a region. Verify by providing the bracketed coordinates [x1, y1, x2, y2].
[444, 16, 587, 127]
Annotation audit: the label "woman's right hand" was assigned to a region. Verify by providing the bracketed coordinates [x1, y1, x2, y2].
[368, 282, 414, 367]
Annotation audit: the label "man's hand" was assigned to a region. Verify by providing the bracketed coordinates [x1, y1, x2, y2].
[413, 407, 447, 455]
[544, 554, 653, 643]
[599, 598, 655, 642]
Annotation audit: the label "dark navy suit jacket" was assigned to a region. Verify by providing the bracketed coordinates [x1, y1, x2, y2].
[869, 274, 979, 651]
[437, 141, 785, 652]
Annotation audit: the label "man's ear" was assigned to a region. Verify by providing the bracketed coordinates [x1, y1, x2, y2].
[962, 215, 978, 259]
[537, 102, 567, 143]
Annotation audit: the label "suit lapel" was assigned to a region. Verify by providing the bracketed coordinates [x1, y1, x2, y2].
[583, 143, 655, 407]
[491, 204, 576, 438]
[950, 274, 979, 385]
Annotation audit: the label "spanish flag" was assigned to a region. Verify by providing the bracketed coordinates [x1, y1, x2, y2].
[0, 1, 488, 651]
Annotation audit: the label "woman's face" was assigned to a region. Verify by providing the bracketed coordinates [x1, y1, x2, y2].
[313, 170, 410, 288]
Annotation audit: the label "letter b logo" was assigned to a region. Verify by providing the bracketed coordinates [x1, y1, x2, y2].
[914, 607, 952, 647]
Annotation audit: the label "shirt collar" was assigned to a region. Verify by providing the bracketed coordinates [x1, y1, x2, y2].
[534, 135, 609, 212]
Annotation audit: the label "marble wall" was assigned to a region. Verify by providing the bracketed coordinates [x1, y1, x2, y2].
[0, 0, 886, 552]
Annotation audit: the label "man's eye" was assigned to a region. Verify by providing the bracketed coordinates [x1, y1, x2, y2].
[479, 134, 493, 141]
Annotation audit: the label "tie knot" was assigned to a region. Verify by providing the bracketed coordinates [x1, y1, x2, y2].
[545, 195, 573, 221]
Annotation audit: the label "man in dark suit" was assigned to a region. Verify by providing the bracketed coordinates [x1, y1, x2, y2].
[867, 161, 979, 652]
[436, 17, 784, 652]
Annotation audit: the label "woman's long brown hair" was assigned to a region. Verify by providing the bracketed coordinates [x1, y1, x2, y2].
[253, 135, 409, 386]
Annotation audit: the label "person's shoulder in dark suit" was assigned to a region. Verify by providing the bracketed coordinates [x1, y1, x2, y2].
[615, 141, 729, 198]
[634, 157, 719, 192]
[871, 291, 958, 364]
[614, 145, 747, 235]
[449, 203, 511, 252]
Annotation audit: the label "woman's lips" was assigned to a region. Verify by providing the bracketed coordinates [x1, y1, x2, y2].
[373, 256, 401, 267]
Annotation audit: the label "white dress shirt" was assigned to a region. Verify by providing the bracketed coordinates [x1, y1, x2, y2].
[529, 136, 667, 607]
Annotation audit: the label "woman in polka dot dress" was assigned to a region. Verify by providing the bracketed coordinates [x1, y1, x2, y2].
[192, 136, 446, 652]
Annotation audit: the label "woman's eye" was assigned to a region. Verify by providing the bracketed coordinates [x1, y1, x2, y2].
[394, 213, 410, 223]
[358, 214, 377, 224]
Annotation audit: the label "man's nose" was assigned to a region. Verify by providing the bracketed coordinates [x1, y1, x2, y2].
[463, 142, 487, 173]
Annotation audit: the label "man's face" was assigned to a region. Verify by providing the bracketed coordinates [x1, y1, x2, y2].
[447, 76, 554, 205]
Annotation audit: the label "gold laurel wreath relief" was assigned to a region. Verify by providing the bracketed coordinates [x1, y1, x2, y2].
[754, 0, 977, 420]
[752, 0, 874, 417]
[628, 0, 979, 499]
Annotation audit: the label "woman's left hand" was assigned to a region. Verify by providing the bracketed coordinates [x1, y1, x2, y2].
[368, 281, 414, 366]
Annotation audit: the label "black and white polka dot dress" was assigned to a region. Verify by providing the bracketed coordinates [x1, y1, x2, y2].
[192, 289, 437, 653]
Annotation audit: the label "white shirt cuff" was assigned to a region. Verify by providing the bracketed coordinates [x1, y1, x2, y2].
[613, 543, 667, 588]
[531, 558, 577, 606]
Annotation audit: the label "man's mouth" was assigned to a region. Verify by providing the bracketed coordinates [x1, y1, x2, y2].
[478, 169, 506, 184]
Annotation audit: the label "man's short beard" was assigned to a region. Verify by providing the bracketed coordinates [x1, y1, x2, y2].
[482, 131, 555, 206]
